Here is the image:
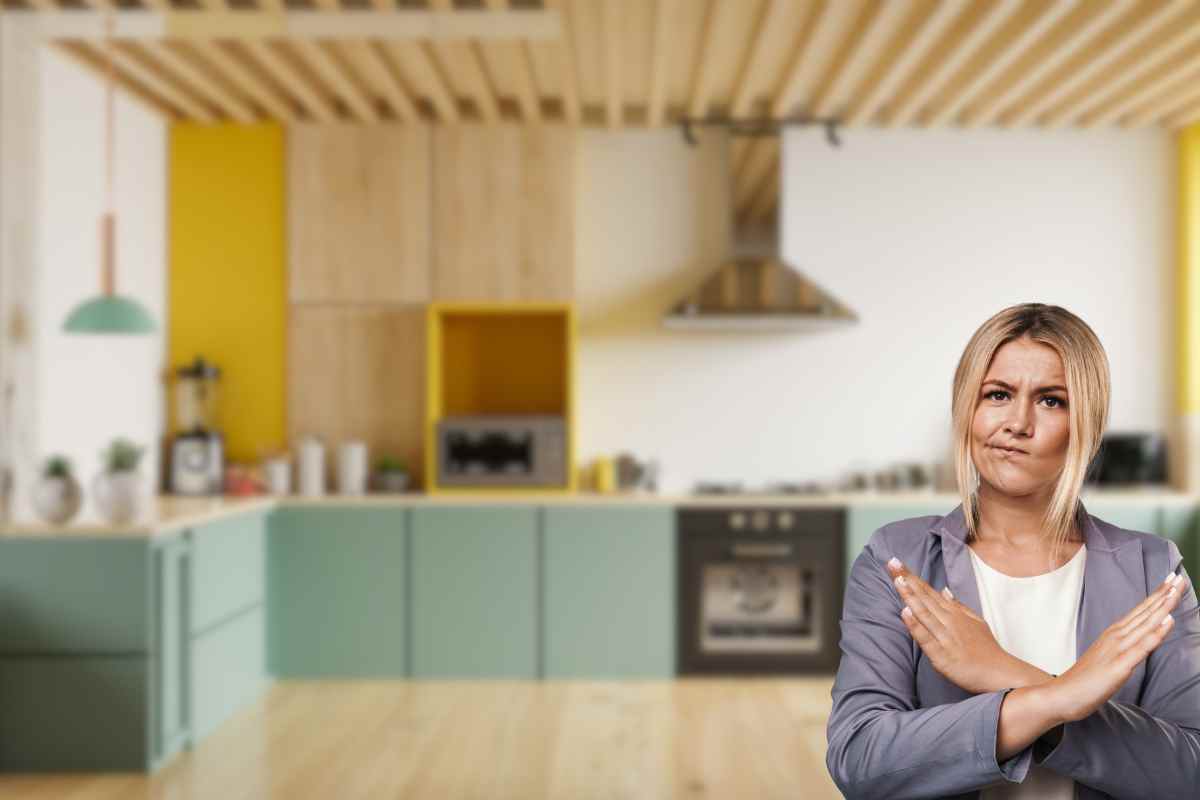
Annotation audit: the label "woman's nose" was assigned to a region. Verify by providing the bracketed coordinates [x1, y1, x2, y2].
[1005, 404, 1032, 435]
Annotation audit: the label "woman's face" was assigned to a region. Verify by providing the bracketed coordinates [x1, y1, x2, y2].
[970, 336, 1071, 499]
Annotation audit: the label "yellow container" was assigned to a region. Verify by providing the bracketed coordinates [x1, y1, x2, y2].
[593, 457, 616, 493]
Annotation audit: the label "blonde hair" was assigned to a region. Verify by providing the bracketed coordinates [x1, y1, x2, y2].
[951, 303, 1110, 563]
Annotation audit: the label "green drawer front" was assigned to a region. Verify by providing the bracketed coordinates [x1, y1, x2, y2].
[0, 539, 149, 654]
[190, 604, 266, 743]
[543, 506, 675, 678]
[190, 512, 266, 635]
[411, 507, 537, 678]
[0, 656, 149, 771]
[268, 508, 407, 677]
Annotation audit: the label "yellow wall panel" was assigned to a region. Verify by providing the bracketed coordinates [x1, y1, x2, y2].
[1181, 126, 1200, 415]
[169, 123, 286, 463]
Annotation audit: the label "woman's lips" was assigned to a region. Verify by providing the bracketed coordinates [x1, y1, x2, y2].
[990, 444, 1028, 456]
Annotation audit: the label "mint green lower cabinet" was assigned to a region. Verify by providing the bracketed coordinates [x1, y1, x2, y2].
[543, 507, 674, 678]
[0, 656, 149, 771]
[0, 539, 149, 654]
[152, 533, 191, 766]
[1158, 503, 1199, 579]
[846, 503, 951, 580]
[1082, 502, 1160, 538]
[190, 605, 266, 741]
[411, 507, 537, 678]
[267, 508, 407, 677]
[191, 511, 266, 635]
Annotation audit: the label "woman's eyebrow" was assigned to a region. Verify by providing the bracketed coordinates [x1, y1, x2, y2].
[982, 379, 1068, 393]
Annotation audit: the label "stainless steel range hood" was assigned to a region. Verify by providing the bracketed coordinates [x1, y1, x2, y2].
[663, 138, 858, 331]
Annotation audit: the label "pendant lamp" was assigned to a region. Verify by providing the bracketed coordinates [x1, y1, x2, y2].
[63, 11, 156, 335]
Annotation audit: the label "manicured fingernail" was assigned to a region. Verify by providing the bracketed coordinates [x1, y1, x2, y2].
[943, 587, 954, 599]
[1171, 573, 1184, 587]
[1161, 614, 1172, 626]
[901, 606, 912, 618]
[1164, 573, 1176, 584]
[895, 576, 907, 587]
[888, 557, 901, 569]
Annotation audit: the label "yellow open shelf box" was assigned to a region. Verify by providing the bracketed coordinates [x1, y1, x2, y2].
[425, 302, 577, 494]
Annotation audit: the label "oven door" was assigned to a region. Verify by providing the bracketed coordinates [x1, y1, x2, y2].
[699, 543, 824, 655]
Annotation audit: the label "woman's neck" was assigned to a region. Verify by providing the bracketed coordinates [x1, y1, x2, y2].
[974, 482, 1077, 550]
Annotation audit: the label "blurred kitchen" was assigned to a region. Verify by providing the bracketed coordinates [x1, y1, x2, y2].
[2, 0, 1200, 797]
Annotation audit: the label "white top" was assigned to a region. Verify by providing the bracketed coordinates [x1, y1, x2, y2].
[968, 542, 1086, 800]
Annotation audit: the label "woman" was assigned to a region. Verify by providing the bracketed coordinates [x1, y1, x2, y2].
[824, 303, 1200, 799]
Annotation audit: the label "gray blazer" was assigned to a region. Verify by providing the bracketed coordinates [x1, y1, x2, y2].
[825, 502, 1200, 799]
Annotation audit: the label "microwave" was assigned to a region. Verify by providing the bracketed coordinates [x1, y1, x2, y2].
[436, 415, 568, 488]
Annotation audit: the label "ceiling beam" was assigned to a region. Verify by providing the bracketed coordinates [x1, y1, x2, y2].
[484, 0, 541, 123]
[108, 42, 218, 122]
[382, 42, 461, 123]
[920, 0, 1076, 127]
[728, 0, 788, 119]
[36, 9, 562, 42]
[189, 40, 299, 123]
[347, 40, 422, 122]
[138, 40, 258, 123]
[960, 0, 1132, 127]
[1121, 58, 1200, 127]
[602, 0, 622, 128]
[646, 0, 674, 127]
[55, 40, 179, 120]
[242, 40, 338, 122]
[291, 40, 382, 123]
[843, 0, 966, 126]
[883, 0, 1023, 127]
[1083, 43, 1200, 127]
[769, 0, 835, 119]
[810, 0, 906, 120]
[687, 0, 721, 119]
[1044, 6, 1200, 127]
[542, 0, 581, 124]
[423, 0, 500, 123]
[1000, 0, 1191, 127]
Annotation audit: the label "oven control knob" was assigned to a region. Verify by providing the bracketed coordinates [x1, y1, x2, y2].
[777, 511, 794, 529]
[729, 511, 747, 530]
[752, 510, 769, 531]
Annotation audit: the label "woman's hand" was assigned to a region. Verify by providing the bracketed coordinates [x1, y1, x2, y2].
[886, 558, 1049, 694]
[1044, 571, 1187, 724]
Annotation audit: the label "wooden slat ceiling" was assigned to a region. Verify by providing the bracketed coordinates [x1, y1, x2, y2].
[19, 0, 1200, 224]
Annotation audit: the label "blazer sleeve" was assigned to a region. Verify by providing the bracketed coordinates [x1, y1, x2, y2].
[1031, 538, 1200, 797]
[825, 527, 1034, 799]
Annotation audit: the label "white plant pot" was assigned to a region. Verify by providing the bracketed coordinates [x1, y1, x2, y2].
[31, 475, 82, 525]
[92, 471, 144, 525]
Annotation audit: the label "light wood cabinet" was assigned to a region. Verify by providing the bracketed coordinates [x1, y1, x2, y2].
[288, 124, 432, 305]
[287, 305, 426, 488]
[432, 125, 575, 301]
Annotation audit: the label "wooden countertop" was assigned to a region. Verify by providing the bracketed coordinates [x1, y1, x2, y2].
[2, 487, 1195, 538]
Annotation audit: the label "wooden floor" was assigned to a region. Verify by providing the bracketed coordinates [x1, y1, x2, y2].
[0, 678, 841, 799]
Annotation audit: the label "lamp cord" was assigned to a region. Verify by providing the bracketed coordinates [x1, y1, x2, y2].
[102, 9, 116, 296]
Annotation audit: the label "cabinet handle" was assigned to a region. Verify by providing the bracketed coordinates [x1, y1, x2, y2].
[730, 543, 792, 558]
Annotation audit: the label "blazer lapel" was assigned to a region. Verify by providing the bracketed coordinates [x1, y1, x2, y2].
[1075, 504, 1143, 659]
[931, 503, 985, 618]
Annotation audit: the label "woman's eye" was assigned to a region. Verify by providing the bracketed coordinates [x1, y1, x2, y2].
[986, 390, 1008, 401]
[1042, 396, 1066, 409]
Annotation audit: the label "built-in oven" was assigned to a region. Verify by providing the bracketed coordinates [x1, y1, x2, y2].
[677, 505, 844, 674]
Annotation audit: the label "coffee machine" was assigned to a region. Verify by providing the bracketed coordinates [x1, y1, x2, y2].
[170, 356, 224, 495]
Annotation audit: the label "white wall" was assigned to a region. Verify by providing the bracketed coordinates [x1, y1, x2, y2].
[575, 127, 1174, 493]
[24, 45, 167, 522]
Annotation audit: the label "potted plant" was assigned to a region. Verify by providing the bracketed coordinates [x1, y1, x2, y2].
[31, 454, 83, 525]
[92, 437, 145, 524]
[374, 454, 410, 494]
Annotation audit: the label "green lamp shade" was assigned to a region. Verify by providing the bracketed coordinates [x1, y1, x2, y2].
[63, 295, 157, 334]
